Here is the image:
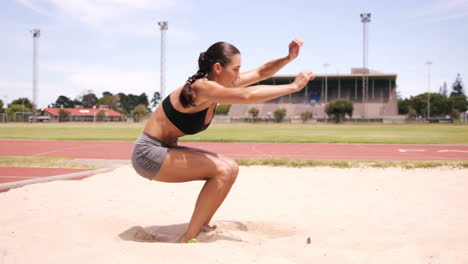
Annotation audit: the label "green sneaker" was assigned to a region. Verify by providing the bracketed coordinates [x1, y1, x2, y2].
[187, 238, 197, 243]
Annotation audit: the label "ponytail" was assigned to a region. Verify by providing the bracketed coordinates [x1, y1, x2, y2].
[179, 70, 207, 107]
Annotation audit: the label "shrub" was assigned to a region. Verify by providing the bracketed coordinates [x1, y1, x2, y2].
[5, 104, 32, 121]
[450, 109, 460, 120]
[215, 104, 231, 115]
[407, 107, 417, 120]
[248, 107, 259, 119]
[96, 110, 106, 121]
[58, 109, 71, 122]
[300, 111, 313, 122]
[325, 99, 353, 123]
[132, 104, 149, 122]
[274, 108, 287, 123]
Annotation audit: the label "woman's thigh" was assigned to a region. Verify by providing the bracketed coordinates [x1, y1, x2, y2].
[153, 148, 231, 183]
[179, 146, 238, 169]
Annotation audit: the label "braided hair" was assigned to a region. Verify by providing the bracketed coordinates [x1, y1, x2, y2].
[179, 42, 240, 107]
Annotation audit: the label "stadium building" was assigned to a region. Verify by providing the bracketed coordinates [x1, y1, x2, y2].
[228, 68, 398, 121]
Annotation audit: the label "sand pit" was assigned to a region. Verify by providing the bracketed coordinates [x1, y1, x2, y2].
[1, 166, 468, 263]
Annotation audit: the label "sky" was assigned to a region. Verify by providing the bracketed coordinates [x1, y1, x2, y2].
[1, 0, 467, 108]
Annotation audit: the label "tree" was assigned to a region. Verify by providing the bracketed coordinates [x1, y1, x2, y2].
[450, 74, 465, 97]
[0, 99, 4, 113]
[300, 111, 313, 122]
[450, 109, 460, 120]
[138, 93, 150, 108]
[118, 93, 130, 113]
[119, 93, 149, 114]
[132, 104, 149, 122]
[274, 108, 287, 122]
[427, 93, 449, 116]
[398, 97, 411, 115]
[72, 99, 82, 106]
[10, 98, 33, 110]
[151, 92, 162, 108]
[325, 99, 353, 123]
[102, 91, 113, 97]
[5, 104, 32, 121]
[81, 93, 98, 108]
[248, 107, 259, 119]
[409, 93, 450, 117]
[449, 95, 468, 113]
[406, 107, 417, 120]
[98, 95, 120, 111]
[52, 95, 75, 108]
[117, 109, 128, 121]
[96, 109, 106, 121]
[439, 81, 448, 97]
[215, 104, 231, 115]
[58, 109, 71, 122]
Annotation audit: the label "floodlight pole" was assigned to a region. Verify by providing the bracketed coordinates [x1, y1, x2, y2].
[323, 63, 329, 104]
[31, 28, 40, 122]
[158, 21, 168, 100]
[360, 13, 371, 119]
[425, 61, 432, 120]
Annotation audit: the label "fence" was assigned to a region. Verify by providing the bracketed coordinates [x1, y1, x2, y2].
[0, 112, 33, 122]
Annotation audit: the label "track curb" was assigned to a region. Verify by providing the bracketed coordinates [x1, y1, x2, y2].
[0, 167, 116, 192]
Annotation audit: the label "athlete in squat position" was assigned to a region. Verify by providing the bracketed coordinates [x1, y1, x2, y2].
[131, 38, 314, 243]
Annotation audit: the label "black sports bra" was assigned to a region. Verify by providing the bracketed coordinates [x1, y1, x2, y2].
[162, 95, 215, 135]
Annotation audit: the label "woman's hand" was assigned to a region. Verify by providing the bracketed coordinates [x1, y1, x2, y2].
[292, 70, 315, 92]
[288, 38, 304, 61]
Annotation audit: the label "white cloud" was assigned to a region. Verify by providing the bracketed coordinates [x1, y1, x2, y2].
[1, 64, 164, 108]
[0, 80, 32, 104]
[410, 0, 468, 22]
[16, 0, 185, 27]
[15, 0, 51, 15]
[397, 78, 447, 99]
[0, 79, 63, 108]
[68, 65, 159, 95]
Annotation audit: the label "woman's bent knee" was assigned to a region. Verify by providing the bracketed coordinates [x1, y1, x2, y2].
[214, 162, 235, 185]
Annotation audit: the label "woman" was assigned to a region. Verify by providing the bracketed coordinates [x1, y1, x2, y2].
[131, 38, 314, 243]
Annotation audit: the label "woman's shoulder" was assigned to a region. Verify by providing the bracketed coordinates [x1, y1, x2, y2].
[193, 77, 209, 86]
[192, 78, 221, 91]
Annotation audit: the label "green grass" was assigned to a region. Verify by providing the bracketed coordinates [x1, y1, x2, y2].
[1, 155, 465, 169]
[0, 156, 102, 169]
[235, 158, 468, 169]
[0, 122, 467, 144]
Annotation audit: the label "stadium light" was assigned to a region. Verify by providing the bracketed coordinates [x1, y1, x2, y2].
[30, 28, 40, 122]
[360, 13, 371, 119]
[158, 21, 168, 100]
[425, 61, 432, 120]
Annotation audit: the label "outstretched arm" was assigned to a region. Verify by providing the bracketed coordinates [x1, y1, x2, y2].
[234, 38, 304, 88]
[193, 70, 314, 104]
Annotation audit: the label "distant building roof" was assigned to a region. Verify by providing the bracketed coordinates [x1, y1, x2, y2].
[44, 108, 123, 117]
[273, 68, 397, 80]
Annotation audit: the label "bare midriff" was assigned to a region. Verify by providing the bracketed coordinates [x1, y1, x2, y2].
[143, 87, 216, 148]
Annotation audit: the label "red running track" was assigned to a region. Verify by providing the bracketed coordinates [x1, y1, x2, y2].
[1, 140, 467, 189]
[1, 139, 468, 161]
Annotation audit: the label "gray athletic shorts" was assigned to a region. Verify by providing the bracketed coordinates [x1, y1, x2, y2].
[131, 133, 185, 180]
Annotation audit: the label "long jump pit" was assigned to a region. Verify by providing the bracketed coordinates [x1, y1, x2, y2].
[1, 165, 467, 263]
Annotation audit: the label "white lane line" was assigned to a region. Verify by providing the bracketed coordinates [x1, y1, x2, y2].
[398, 149, 426, 153]
[437, 150, 468, 153]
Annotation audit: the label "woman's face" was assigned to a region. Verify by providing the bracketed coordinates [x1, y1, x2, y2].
[217, 53, 241, 87]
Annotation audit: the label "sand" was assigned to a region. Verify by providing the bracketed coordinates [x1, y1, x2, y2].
[1, 166, 468, 264]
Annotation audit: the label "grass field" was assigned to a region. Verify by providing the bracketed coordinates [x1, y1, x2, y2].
[0, 156, 101, 169]
[0, 122, 467, 144]
[1, 155, 466, 169]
